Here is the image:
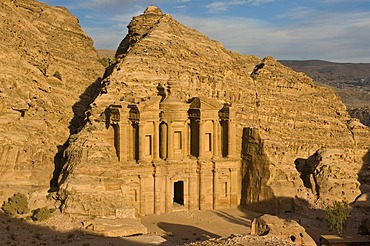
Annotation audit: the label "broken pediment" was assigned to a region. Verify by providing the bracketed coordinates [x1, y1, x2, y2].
[189, 97, 223, 111]
[138, 96, 162, 112]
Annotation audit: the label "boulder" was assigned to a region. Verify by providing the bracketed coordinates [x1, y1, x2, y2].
[251, 214, 316, 246]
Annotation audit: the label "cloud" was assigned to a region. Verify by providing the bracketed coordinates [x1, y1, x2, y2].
[174, 10, 370, 62]
[64, 0, 168, 10]
[205, 0, 273, 13]
[276, 7, 316, 21]
[174, 5, 188, 9]
[41, 0, 370, 62]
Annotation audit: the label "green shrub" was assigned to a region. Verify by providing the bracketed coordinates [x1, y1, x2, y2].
[53, 71, 62, 80]
[31, 207, 53, 222]
[1, 193, 30, 216]
[326, 200, 351, 235]
[99, 57, 111, 67]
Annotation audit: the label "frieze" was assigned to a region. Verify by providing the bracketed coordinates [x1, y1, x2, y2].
[160, 112, 188, 120]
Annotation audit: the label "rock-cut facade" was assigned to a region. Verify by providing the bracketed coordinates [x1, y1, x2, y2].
[101, 77, 241, 215]
[56, 6, 370, 220]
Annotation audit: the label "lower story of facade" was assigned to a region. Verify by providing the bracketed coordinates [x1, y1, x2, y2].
[118, 158, 241, 216]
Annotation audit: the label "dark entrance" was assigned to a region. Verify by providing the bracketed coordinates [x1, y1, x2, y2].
[173, 181, 184, 205]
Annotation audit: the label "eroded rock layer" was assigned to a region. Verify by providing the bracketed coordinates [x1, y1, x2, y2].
[0, 0, 104, 200]
[57, 6, 370, 218]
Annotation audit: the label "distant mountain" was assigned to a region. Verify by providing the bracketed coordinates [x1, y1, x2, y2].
[280, 60, 370, 125]
[97, 49, 115, 59]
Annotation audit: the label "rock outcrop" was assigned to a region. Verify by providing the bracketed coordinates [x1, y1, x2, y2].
[251, 214, 316, 246]
[0, 0, 104, 201]
[55, 6, 370, 221]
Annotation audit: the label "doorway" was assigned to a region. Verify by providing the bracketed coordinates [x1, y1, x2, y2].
[173, 181, 184, 205]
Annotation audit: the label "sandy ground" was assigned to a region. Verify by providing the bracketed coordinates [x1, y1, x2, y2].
[141, 207, 261, 245]
[0, 207, 260, 246]
[1, 205, 369, 245]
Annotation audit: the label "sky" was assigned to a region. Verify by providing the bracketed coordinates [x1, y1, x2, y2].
[39, 0, 370, 63]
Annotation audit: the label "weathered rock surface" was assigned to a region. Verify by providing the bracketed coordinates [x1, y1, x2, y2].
[185, 233, 297, 246]
[280, 60, 370, 126]
[251, 214, 316, 246]
[83, 218, 148, 237]
[56, 5, 370, 220]
[0, 0, 104, 200]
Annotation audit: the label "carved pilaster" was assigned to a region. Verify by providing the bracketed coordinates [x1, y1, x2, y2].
[228, 119, 237, 157]
[168, 121, 174, 160]
[213, 165, 218, 209]
[183, 120, 189, 160]
[153, 121, 159, 160]
[199, 120, 204, 159]
[128, 123, 134, 161]
[213, 120, 220, 158]
[120, 121, 128, 162]
[160, 122, 167, 159]
[138, 123, 144, 162]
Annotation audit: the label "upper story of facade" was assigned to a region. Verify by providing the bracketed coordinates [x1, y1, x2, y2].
[105, 77, 238, 164]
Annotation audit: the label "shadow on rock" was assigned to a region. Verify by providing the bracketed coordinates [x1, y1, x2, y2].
[0, 212, 148, 246]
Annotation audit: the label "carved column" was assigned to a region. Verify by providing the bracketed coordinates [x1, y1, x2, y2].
[217, 121, 222, 157]
[113, 124, 120, 161]
[120, 120, 129, 162]
[198, 120, 204, 159]
[229, 168, 238, 206]
[160, 122, 167, 159]
[198, 164, 203, 210]
[188, 122, 191, 157]
[228, 119, 237, 157]
[165, 175, 170, 213]
[128, 123, 134, 161]
[154, 173, 162, 214]
[153, 121, 159, 160]
[213, 167, 218, 209]
[168, 121, 174, 160]
[213, 120, 220, 158]
[182, 120, 188, 160]
[138, 122, 144, 162]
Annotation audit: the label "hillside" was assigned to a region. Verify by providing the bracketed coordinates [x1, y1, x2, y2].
[280, 60, 370, 125]
[0, 0, 104, 201]
[57, 6, 370, 228]
[97, 54, 370, 126]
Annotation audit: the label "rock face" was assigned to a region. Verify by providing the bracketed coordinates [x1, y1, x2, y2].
[55, 5, 370, 220]
[0, 0, 104, 200]
[251, 214, 316, 246]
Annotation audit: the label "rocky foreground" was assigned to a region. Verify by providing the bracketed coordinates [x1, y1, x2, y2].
[184, 234, 296, 246]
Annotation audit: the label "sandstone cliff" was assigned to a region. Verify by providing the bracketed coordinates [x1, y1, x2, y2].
[0, 0, 104, 201]
[57, 6, 370, 219]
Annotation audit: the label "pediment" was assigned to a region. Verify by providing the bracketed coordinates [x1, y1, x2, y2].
[189, 97, 223, 110]
[138, 96, 161, 111]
